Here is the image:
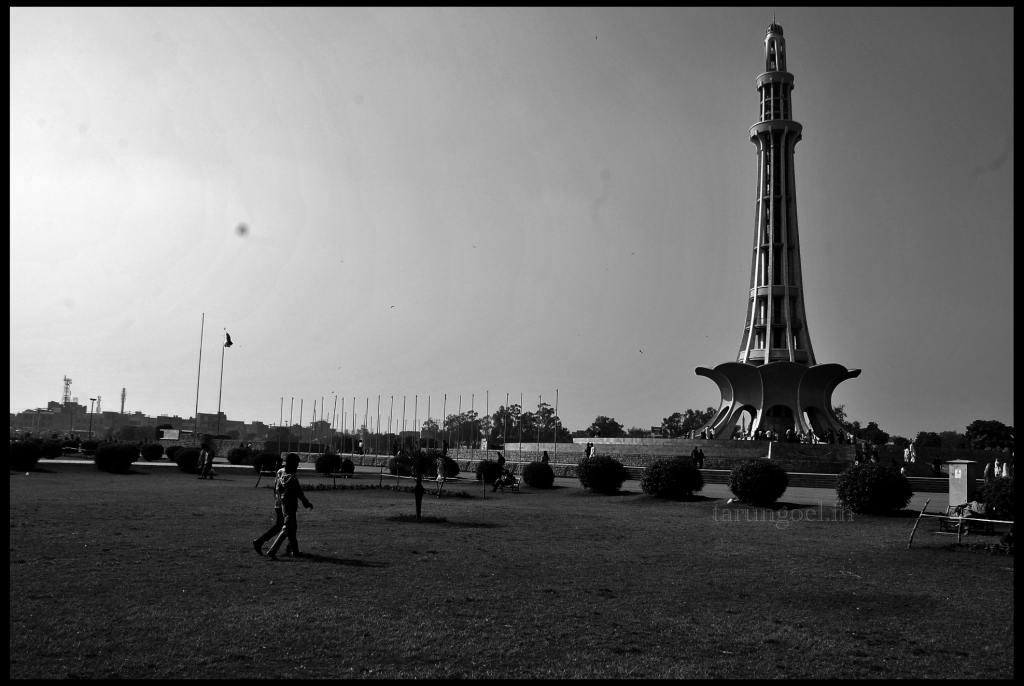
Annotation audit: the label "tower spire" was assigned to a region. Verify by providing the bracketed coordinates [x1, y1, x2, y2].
[694, 24, 859, 440]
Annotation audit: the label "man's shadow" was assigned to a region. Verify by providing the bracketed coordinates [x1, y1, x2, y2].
[297, 553, 387, 567]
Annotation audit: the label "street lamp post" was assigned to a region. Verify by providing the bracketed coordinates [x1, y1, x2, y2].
[88, 398, 96, 439]
[216, 331, 233, 435]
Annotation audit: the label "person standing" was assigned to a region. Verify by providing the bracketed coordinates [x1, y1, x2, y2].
[584, 442, 595, 459]
[266, 453, 313, 560]
[983, 460, 995, 484]
[197, 441, 215, 479]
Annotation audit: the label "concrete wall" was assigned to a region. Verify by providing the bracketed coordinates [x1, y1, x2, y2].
[338, 439, 856, 476]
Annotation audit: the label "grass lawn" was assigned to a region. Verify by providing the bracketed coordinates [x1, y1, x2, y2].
[9, 462, 1013, 679]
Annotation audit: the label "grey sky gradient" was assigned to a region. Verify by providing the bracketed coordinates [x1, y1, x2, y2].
[10, 7, 1013, 438]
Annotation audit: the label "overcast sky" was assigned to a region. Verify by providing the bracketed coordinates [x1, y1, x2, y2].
[10, 7, 1013, 439]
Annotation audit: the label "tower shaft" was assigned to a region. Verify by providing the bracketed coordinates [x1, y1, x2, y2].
[738, 22, 815, 366]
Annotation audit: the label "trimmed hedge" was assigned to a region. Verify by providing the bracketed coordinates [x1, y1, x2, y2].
[227, 447, 252, 465]
[577, 455, 628, 494]
[339, 457, 355, 475]
[39, 439, 64, 459]
[475, 459, 502, 484]
[523, 460, 555, 489]
[728, 459, 788, 506]
[10, 440, 42, 471]
[140, 443, 164, 461]
[252, 452, 283, 474]
[94, 443, 139, 473]
[980, 477, 1014, 521]
[166, 445, 184, 461]
[835, 463, 913, 514]
[175, 448, 201, 474]
[641, 458, 704, 500]
[315, 452, 342, 474]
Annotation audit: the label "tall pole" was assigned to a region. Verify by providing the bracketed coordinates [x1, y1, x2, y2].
[537, 394, 542, 449]
[414, 394, 418, 449]
[299, 399, 304, 452]
[519, 391, 524, 460]
[486, 390, 489, 450]
[216, 342, 226, 435]
[332, 395, 338, 451]
[289, 397, 294, 453]
[376, 395, 381, 455]
[280, 397, 283, 433]
[504, 392, 509, 451]
[471, 393, 475, 448]
[340, 396, 345, 451]
[193, 312, 205, 442]
[88, 398, 96, 439]
[402, 395, 407, 435]
[389, 394, 394, 455]
[442, 393, 447, 449]
[554, 388, 559, 459]
[458, 394, 463, 449]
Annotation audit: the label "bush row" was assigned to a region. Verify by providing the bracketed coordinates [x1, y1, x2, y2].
[9, 442, 930, 518]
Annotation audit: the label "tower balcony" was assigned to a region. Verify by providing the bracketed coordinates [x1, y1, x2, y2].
[755, 71, 794, 89]
[740, 348, 812, 365]
[749, 120, 802, 139]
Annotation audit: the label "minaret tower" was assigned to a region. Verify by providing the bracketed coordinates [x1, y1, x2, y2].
[740, 21, 815, 366]
[695, 22, 859, 440]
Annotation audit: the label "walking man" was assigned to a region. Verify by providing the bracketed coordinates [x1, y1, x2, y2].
[252, 461, 291, 556]
[266, 453, 313, 560]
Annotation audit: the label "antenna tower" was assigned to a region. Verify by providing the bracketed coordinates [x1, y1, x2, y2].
[121, 388, 126, 414]
[63, 376, 72, 406]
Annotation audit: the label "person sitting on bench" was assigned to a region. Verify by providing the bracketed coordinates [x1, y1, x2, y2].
[493, 454, 516, 492]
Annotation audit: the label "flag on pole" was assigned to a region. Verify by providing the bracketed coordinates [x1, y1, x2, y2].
[224, 332, 233, 348]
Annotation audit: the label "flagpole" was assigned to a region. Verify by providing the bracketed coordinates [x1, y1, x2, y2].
[193, 312, 204, 443]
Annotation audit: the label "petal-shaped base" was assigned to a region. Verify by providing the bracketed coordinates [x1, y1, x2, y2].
[695, 361, 860, 439]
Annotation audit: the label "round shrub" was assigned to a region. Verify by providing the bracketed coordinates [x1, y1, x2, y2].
[523, 460, 555, 489]
[227, 447, 252, 465]
[39, 439, 64, 459]
[94, 443, 139, 473]
[577, 455, 628, 494]
[641, 458, 704, 500]
[728, 459, 788, 506]
[140, 443, 164, 461]
[475, 459, 502, 484]
[252, 452, 283, 474]
[176, 448, 201, 474]
[980, 476, 1014, 521]
[339, 457, 355, 475]
[82, 439, 99, 455]
[315, 452, 342, 474]
[835, 463, 913, 514]
[432, 453, 460, 478]
[10, 440, 42, 471]
[165, 445, 184, 461]
[389, 453, 414, 476]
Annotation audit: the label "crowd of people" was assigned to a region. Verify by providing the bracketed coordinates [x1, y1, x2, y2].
[689, 426, 854, 445]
